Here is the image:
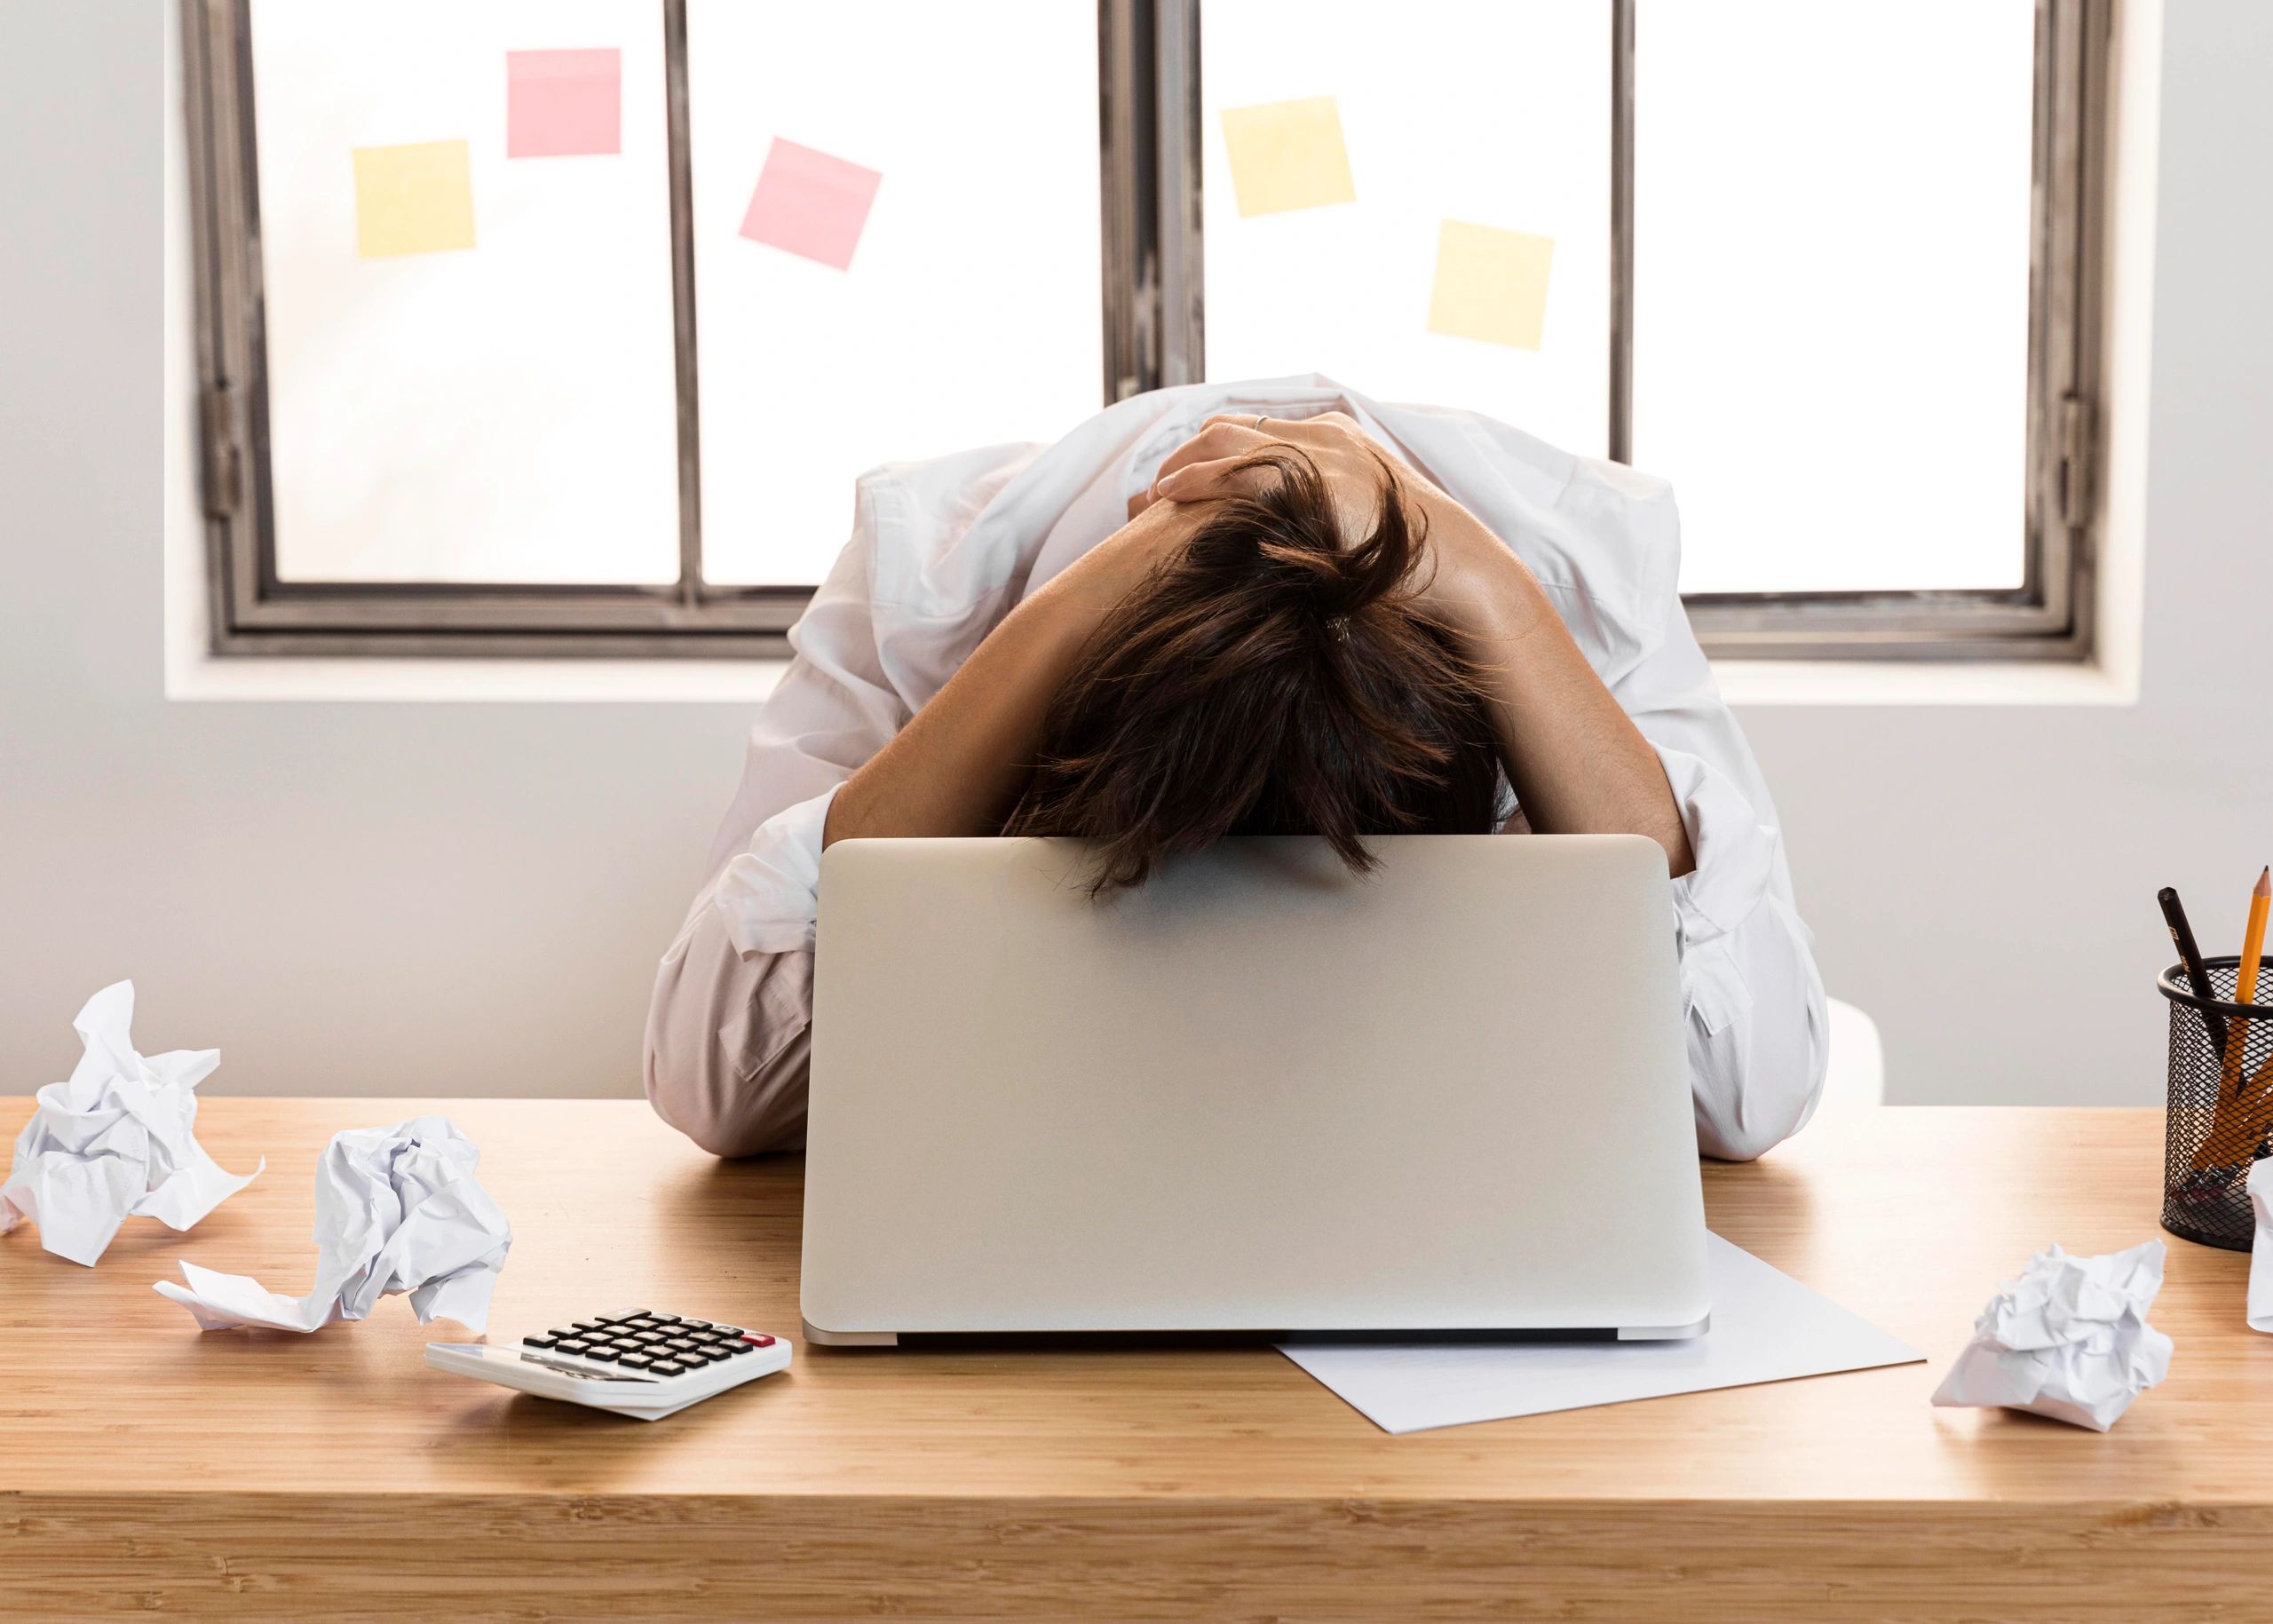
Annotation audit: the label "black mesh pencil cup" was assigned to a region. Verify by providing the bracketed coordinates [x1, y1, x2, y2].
[2159, 957, 2273, 1250]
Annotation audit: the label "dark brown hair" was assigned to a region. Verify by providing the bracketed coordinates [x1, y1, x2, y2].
[1003, 448, 1504, 891]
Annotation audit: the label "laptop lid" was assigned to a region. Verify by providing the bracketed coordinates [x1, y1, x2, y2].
[801, 835, 1709, 1342]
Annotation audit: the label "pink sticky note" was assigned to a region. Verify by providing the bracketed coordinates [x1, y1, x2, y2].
[738, 138, 883, 271]
[506, 48, 621, 159]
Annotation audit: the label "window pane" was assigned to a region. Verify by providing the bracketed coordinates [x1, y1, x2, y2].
[249, 0, 681, 584]
[1200, 1, 1612, 458]
[688, 1, 1105, 588]
[1633, 1, 2037, 595]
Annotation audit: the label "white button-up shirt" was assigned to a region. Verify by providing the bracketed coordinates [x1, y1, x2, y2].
[646, 376, 1827, 1162]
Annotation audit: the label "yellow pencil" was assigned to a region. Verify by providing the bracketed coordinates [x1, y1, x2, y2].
[2193, 866, 2271, 1170]
[2243, 867, 2273, 1006]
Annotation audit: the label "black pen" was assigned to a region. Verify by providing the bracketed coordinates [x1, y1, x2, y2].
[2159, 885, 2229, 1057]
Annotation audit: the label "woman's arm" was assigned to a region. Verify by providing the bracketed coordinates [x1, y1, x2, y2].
[1148, 413, 1695, 877]
[1416, 493, 1697, 877]
[820, 503, 1187, 847]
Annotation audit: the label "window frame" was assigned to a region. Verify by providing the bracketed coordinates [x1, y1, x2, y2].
[1662, 0, 2111, 661]
[181, 0, 1139, 658]
[1142, 0, 2110, 662]
[182, 0, 2107, 663]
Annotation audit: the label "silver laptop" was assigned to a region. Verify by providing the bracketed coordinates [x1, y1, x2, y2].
[800, 835, 1709, 1345]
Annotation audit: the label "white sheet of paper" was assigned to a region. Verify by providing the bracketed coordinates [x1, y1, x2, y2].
[1278, 1232, 1922, 1434]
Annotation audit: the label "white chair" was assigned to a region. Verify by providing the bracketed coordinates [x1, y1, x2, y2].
[1820, 997, 1886, 1113]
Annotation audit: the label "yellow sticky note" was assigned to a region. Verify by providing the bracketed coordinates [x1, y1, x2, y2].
[1427, 220, 1555, 350]
[352, 139, 476, 258]
[1218, 97, 1357, 218]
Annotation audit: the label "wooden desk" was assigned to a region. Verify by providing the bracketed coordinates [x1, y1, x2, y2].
[2, 1098, 2266, 1621]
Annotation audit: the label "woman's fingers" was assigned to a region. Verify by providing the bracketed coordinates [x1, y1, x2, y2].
[1128, 444, 1266, 518]
[1158, 418, 1269, 482]
[1153, 455, 1274, 504]
[1160, 409, 1342, 487]
[1130, 409, 1374, 519]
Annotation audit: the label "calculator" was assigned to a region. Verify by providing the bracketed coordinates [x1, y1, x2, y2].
[425, 1309, 792, 1421]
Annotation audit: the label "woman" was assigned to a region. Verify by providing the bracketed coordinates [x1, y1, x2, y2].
[645, 377, 1826, 1161]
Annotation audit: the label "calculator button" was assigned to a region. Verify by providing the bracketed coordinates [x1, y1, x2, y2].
[709, 1325, 744, 1338]
[554, 1340, 591, 1356]
[547, 1327, 582, 1342]
[630, 1330, 667, 1344]
[717, 1340, 754, 1356]
[664, 1338, 698, 1352]
[620, 1352, 653, 1369]
[741, 1334, 777, 1349]
[523, 1334, 559, 1350]
[581, 1344, 623, 1362]
[571, 1319, 610, 1334]
[648, 1360, 686, 1376]
[606, 1309, 650, 1322]
[646, 1315, 681, 1327]
[694, 1346, 734, 1363]
[679, 1319, 713, 1332]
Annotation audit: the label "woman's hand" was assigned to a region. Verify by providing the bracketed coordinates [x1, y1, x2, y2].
[820, 488, 1221, 850]
[1131, 409, 1691, 875]
[1130, 411, 1535, 638]
[1130, 410, 1443, 536]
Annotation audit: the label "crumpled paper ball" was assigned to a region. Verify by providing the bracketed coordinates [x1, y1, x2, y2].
[0, 980, 263, 1266]
[154, 1114, 511, 1334]
[1929, 1240, 2173, 1431]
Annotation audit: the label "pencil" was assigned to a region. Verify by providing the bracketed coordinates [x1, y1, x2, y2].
[2160, 885, 2229, 1057]
[2232, 864, 2272, 1077]
[2190, 866, 2272, 1171]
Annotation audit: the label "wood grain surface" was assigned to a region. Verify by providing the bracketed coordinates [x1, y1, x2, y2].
[3, 1096, 2267, 1620]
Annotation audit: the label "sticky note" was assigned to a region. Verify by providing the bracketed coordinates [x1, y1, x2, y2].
[738, 138, 883, 271]
[352, 140, 476, 258]
[1426, 220, 1555, 350]
[1218, 96, 1356, 218]
[506, 48, 622, 159]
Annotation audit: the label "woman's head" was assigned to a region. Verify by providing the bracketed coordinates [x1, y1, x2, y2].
[1004, 448, 1504, 891]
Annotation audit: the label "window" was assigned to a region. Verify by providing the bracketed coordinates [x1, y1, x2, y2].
[182, 0, 1105, 654]
[183, 0, 2108, 661]
[1184, 0, 2107, 659]
[684, 2, 1102, 589]
[1196, 3, 1613, 460]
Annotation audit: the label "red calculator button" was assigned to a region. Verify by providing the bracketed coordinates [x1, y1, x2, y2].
[741, 1334, 776, 1348]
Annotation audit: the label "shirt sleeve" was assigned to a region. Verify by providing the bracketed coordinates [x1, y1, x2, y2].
[644, 904, 815, 1157]
[709, 482, 907, 956]
[1589, 492, 1829, 1161]
[643, 482, 905, 1155]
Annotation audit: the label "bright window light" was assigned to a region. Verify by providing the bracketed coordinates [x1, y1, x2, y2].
[1200, 0, 1612, 459]
[1633, 1, 2038, 594]
[687, 0, 1104, 588]
[249, 0, 681, 585]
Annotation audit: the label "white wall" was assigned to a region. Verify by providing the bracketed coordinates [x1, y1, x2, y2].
[1, 2, 2261, 1110]
[4, 2, 752, 1098]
